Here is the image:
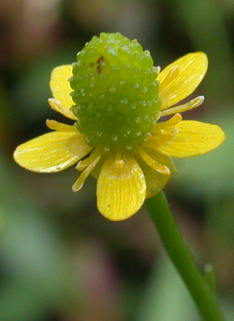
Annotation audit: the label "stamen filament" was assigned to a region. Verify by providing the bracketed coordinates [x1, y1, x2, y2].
[150, 113, 182, 135]
[159, 65, 180, 92]
[136, 145, 170, 175]
[76, 148, 102, 171]
[146, 114, 181, 151]
[72, 155, 101, 192]
[161, 96, 204, 116]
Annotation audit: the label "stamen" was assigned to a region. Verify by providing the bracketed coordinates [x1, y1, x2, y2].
[46, 119, 76, 132]
[72, 154, 101, 192]
[76, 148, 102, 171]
[155, 66, 161, 74]
[114, 151, 124, 169]
[159, 65, 180, 92]
[161, 96, 204, 117]
[150, 113, 182, 135]
[136, 145, 170, 175]
[145, 114, 182, 152]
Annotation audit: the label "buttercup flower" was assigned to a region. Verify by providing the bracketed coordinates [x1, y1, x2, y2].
[13, 33, 225, 221]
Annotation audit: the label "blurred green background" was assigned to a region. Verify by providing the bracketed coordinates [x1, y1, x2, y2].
[1, 0, 234, 320]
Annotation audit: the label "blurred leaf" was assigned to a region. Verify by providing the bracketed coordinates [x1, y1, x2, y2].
[0, 150, 82, 320]
[136, 255, 200, 321]
[0, 279, 48, 321]
[173, 0, 234, 103]
[208, 195, 234, 244]
[136, 254, 234, 321]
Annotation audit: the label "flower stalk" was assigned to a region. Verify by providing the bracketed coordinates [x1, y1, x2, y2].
[145, 191, 226, 321]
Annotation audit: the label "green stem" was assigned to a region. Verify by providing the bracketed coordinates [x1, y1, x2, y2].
[145, 191, 226, 321]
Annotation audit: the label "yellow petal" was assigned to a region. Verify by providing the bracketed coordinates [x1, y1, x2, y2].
[97, 152, 146, 221]
[13, 131, 81, 173]
[49, 64, 75, 113]
[138, 149, 176, 198]
[46, 119, 76, 132]
[156, 121, 226, 157]
[158, 52, 208, 110]
[48, 98, 76, 120]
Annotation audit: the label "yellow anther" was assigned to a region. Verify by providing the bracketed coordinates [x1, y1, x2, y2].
[114, 151, 125, 169]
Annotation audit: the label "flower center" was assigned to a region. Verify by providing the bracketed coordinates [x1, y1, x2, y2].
[70, 32, 161, 151]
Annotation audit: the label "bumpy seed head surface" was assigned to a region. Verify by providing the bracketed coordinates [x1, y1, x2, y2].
[70, 32, 161, 151]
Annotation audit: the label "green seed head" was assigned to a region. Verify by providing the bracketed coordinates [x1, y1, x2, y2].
[70, 32, 161, 151]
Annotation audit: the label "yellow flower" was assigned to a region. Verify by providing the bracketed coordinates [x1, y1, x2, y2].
[13, 34, 225, 221]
